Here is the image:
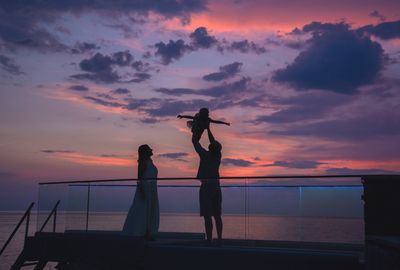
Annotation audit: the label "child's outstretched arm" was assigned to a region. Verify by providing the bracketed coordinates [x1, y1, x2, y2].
[177, 115, 195, 119]
[209, 118, 230, 126]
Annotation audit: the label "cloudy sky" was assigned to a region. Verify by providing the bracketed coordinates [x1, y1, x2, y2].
[1, 0, 399, 209]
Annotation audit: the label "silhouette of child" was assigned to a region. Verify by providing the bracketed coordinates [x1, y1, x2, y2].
[177, 108, 230, 140]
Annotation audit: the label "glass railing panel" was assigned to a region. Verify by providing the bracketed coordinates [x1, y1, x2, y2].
[86, 182, 135, 231]
[299, 185, 364, 243]
[220, 179, 246, 239]
[35, 176, 365, 245]
[247, 179, 301, 241]
[158, 180, 203, 235]
[37, 183, 68, 232]
[246, 178, 364, 244]
[64, 184, 91, 231]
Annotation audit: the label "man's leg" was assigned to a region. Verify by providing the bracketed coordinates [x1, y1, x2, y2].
[204, 215, 213, 243]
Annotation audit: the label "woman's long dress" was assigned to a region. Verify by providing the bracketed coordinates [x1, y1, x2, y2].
[123, 160, 159, 236]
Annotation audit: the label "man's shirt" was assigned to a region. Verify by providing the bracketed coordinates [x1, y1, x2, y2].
[193, 140, 221, 185]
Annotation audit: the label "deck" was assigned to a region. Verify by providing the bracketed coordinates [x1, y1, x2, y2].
[14, 231, 364, 270]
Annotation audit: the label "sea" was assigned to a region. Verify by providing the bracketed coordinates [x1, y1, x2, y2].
[0, 212, 364, 270]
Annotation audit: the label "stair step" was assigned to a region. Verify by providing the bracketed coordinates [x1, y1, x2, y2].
[21, 261, 38, 266]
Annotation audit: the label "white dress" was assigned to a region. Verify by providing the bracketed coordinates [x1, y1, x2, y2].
[123, 159, 159, 236]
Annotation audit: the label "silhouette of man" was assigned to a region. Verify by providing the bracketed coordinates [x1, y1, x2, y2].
[192, 125, 223, 245]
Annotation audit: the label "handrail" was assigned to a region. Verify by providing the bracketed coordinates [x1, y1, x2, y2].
[38, 174, 399, 185]
[0, 202, 35, 257]
[39, 200, 60, 232]
[67, 184, 363, 188]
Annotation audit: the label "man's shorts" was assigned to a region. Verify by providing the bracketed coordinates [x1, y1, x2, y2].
[199, 183, 222, 217]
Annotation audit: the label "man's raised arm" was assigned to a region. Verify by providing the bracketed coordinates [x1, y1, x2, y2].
[207, 126, 216, 145]
[192, 132, 205, 155]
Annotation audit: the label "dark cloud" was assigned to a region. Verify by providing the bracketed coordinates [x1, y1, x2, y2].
[290, 27, 302, 35]
[142, 51, 152, 59]
[131, 60, 151, 72]
[41, 150, 75, 153]
[84, 96, 124, 107]
[0, 54, 23, 75]
[0, 0, 207, 52]
[154, 26, 268, 64]
[369, 11, 386, 22]
[0, 11, 69, 52]
[125, 98, 159, 110]
[154, 39, 192, 65]
[153, 88, 195, 96]
[155, 77, 251, 98]
[125, 96, 235, 118]
[96, 93, 115, 100]
[284, 40, 305, 50]
[273, 23, 385, 93]
[79, 53, 117, 72]
[269, 110, 400, 141]
[157, 152, 189, 162]
[358, 20, 400, 40]
[68, 85, 89, 91]
[227, 40, 267, 54]
[71, 42, 100, 54]
[144, 99, 211, 117]
[70, 72, 119, 84]
[130, 72, 151, 83]
[140, 117, 159, 124]
[301, 21, 348, 34]
[111, 51, 134, 66]
[253, 92, 349, 124]
[71, 51, 150, 84]
[202, 62, 243, 82]
[71, 76, 253, 118]
[189, 27, 218, 49]
[263, 160, 324, 169]
[113, 88, 130, 95]
[325, 167, 397, 175]
[0, 1, 206, 18]
[222, 158, 254, 167]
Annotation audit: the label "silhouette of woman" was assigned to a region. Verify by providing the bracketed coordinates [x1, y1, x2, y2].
[123, 144, 159, 240]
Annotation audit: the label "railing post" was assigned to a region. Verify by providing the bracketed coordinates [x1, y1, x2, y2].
[53, 207, 57, 232]
[25, 209, 30, 242]
[86, 184, 91, 232]
[39, 200, 60, 232]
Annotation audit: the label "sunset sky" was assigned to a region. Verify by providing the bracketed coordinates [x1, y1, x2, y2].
[1, 0, 399, 209]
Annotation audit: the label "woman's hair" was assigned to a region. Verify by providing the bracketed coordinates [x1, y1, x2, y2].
[138, 144, 151, 179]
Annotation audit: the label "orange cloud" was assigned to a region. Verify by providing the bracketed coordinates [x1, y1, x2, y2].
[164, 0, 398, 34]
[50, 152, 133, 167]
[38, 83, 127, 114]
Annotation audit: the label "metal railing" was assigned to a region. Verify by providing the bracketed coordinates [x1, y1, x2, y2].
[38, 174, 382, 185]
[39, 200, 60, 232]
[36, 174, 398, 243]
[0, 202, 35, 257]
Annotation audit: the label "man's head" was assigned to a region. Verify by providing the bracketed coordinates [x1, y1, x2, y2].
[208, 141, 222, 154]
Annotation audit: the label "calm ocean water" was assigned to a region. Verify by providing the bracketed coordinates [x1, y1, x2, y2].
[0, 212, 364, 269]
